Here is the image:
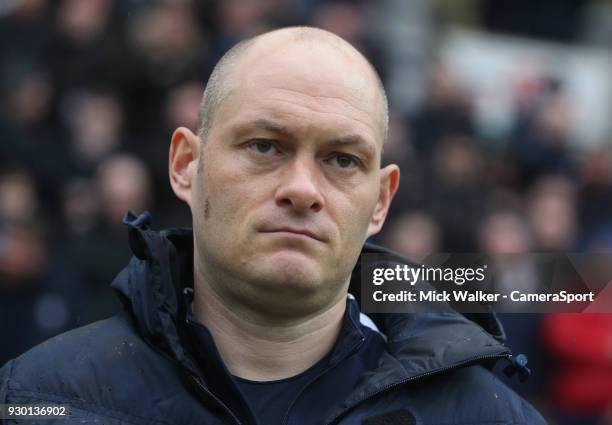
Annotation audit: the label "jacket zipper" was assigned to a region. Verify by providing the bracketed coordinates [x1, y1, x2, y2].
[323, 351, 512, 425]
[191, 376, 243, 425]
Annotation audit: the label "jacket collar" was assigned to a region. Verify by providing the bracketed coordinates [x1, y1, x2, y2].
[112, 212, 511, 390]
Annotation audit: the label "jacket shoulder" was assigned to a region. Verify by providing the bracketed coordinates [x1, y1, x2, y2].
[1, 314, 187, 424]
[411, 365, 547, 424]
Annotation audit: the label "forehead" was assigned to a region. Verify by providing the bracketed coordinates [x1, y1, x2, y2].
[214, 41, 384, 147]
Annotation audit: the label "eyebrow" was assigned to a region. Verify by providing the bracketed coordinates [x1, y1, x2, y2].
[236, 118, 294, 138]
[326, 135, 377, 159]
[233, 118, 378, 158]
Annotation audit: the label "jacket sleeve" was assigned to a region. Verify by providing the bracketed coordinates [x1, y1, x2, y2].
[0, 360, 12, 402]
[0, 360, 17, 424]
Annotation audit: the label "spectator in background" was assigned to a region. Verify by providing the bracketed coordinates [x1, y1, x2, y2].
[527, 175, 578, 252]
[213, 0, 272, 48]
[0, 222, 82, 364]
[61, 88, 125, 174]
[578, 147, 612, 249]
[0, 168, 83, 364]
[61, 177, 99, 237]
[0, 167, 39, 224]
[127, 0, 206, 88]
[310, 0, 386, 80]
[164, 82, 204, 132]
[427, 134, 487, 251]
[0, 71, 69, 207]
[542, 313, 612, 425]
[48, 0, 123, 91]
[409, 66, 475, 156]
[57, 154, 152, 323]
[381, 110, 412, 166]
[97, 154, 151, 226]
[382, 211, 441, 261]
[510, 79, 577, 186]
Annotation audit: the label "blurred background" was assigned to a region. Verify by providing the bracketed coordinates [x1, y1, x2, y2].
[1, 0, 611, 423]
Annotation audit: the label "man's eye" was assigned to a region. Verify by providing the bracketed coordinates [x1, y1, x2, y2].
[248, 140, 277, 155]
[329, 154, 358, 169]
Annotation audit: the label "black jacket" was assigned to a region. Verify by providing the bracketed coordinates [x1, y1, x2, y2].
[0, 214, 547, 424]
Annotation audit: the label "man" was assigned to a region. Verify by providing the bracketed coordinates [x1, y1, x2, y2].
[0, 27, 546, 424]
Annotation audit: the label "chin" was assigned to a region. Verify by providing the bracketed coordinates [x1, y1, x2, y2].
[249, 252, 324, 292]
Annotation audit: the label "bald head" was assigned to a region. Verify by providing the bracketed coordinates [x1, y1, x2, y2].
[196, 26, 388, 145]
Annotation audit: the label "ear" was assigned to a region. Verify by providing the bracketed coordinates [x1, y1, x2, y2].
[367, 164, 400, 238]
[169, 126, 200, 207]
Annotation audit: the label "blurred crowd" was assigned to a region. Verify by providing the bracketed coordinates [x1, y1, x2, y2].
[1, 0, 611, 424]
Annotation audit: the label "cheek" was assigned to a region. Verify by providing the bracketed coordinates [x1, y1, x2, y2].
[331, 184, 379, 246]
[201, 156, 268, 235]
[195, 164, 255, 263]
[205, 166, 245, 224]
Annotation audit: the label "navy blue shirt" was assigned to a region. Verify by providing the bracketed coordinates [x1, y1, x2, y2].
[234, 349, 332, 425]
[182, 294, 386, 425]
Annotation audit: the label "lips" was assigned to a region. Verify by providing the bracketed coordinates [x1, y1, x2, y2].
[260, 227, 323, 242]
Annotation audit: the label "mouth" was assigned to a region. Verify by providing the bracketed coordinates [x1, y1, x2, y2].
[260, 227, 323, 242]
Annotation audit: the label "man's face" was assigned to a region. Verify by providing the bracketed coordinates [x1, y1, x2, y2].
[178, 41, 397, 315]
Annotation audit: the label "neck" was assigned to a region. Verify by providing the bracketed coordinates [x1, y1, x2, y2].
[193, 280, 347, 381]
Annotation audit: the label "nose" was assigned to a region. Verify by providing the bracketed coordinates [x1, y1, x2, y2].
[275, 157, 324, 213]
